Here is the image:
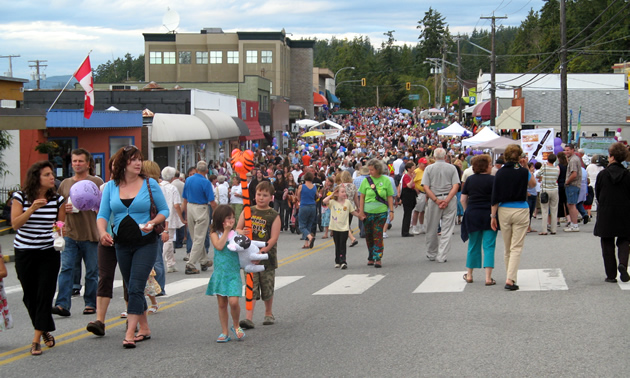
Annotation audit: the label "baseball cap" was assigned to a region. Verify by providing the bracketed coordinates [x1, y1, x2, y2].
[246, 172, 252, 177]
[418, 157, 428, 164]
[275, 170, 283, 176]
[403, 157, 409, 160]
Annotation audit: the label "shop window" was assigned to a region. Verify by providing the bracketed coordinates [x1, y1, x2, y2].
[149, 52, 162, 64]
[110, 136, 135, 160]
[246, 50, 257, 64]
[227, 51, 239, 64]
[39, 137, 77, 179]
[196, 51, 208, 64]
[179, 51, 191, 64]
[210, 51, 222, 64]
[261, 51, 272, 63]
[163, 52, 176, 64]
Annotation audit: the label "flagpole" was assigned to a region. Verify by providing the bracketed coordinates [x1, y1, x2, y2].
[47, 50, 92, 113]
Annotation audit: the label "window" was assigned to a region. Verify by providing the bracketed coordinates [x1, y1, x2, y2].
[246, 50, 257, 63]
[227, 51, 239, 64]
[210, 51, 222, 64]
[179, 51, 191, 64]
[149, 52, 162, 64]
[258, 95, 262, 111]
[163, 52, 176, 64]
[261, 50, 272, 63]
[196, 51, 208, 64]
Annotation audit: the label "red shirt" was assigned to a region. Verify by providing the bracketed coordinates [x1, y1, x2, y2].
[302, 154, 311, 167]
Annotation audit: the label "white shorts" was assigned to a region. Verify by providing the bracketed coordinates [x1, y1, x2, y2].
[414, 192, 427, 212]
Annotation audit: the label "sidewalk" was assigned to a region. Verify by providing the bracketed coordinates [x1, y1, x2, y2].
[1, 233, 15, 263]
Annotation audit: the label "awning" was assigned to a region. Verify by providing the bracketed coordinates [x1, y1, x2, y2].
[231, 117, 250, 137]
[472, 100, 491, 120]
[314, 92, 328, 106]
[239, 120, 264, 141]
[152, 113, 211, 145]
[0, 108, 46, 130]
[195, 110, 241, 139]
[326, 90, 341, 104]
[496, 106, 522, 130]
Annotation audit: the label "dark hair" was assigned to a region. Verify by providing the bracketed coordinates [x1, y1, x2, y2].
[210, 204, 234, 233]
[89, 156, 96, 176]
[557, 151, 568, 165]
[256, 181, 274, 195]
[546, 153, 557, 164]
[111, 146, 144, 185]
[609, 142, 628, 163]
[565, 143, 575, 151]
[471, 154, 491, 174]
[208, 174, 217, 182]
[405, 162, 414, 171]
[71, 148, 91, 161]
[303, 172, 314, 182]
[534, 162, 542, 170]
[23, 160, 56, 203]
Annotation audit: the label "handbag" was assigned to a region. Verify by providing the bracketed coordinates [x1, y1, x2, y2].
[540, 166, 549, 204]
[146, 178, 166, 235]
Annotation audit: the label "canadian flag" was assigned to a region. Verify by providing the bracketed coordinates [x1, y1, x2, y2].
[74, 56, 94, 119]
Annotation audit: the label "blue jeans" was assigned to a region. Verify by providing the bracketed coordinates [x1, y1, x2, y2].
[175, 226, 185, 248]
[299, 205, 317, 240]
[154, 238, 166, 293]
[116, 241, 158, 315]
[55, 238, 98, 310]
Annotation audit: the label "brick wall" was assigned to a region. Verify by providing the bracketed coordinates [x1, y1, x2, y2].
[290, 48, 314, 119]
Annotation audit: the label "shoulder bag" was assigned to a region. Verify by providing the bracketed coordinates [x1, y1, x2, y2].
[146, 178, 166, 235]
[540, 166, 549, 204]
[366, 176, 389, 206]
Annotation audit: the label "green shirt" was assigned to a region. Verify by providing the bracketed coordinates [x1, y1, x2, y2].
[250, 207, 279, 270]
[359, 175, 393, 214]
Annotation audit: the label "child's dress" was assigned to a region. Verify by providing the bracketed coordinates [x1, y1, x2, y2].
[206, 233, 243, 297]
[0, 269, 13, 332]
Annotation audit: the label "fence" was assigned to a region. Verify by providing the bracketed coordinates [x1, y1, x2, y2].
[0, 187, 19, 205]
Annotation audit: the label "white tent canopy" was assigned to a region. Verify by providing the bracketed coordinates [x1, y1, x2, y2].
[437, 122, 469, 136]
[296, 119, 320, 128]
[496, 106, 522, 130]
[473, 137, 521, 154]
[461, 127, 500, 147]
[309, 120, 343, 130]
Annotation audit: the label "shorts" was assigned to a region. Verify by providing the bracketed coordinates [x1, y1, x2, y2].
[414, 192, 427, 212]
[252, 269, 275, 301]
[565, 185, 579, 205]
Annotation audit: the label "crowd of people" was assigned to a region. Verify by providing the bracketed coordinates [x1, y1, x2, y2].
[2, 105, 629, 355]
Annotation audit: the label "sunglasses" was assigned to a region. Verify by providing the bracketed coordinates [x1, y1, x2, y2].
[123, 145, 138, 152]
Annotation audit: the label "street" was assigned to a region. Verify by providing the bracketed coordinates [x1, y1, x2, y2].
[0, 208, 628, 377]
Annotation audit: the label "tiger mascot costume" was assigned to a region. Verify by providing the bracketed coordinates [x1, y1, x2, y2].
[231, 149, 256, 311]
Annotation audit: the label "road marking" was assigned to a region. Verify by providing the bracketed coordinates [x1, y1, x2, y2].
[313, 274, 385, 295]
[241, 275, 304, 296]
[6, 280, 123, 296]
[618, 281, 630, 290]
[516, 269, 568, 291]
[163, 278, 209, 297]
[413, 272, 468, 293]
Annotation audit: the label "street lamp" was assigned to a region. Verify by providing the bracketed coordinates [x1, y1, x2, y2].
[334, 66, 355, 93]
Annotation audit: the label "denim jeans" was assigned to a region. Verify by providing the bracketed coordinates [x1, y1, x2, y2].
[174, 225, 185, 248]
[116, 240, 158, 315]
[154, 238, 166, 293]
[299, 204, 317, 240]
[55, 238, 98, 310]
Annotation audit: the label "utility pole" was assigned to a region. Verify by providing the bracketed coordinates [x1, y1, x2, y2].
[376, 86, 380, 107]
[455, 36, 463, 121]
[560, 0, 568, 142]
[0, 55, 20, 77]
[441, 40, 447, 111]
[29, 59, 47, 89]
[480, 13, 507, 127]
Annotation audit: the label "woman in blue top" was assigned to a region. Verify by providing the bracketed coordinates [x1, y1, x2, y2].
[490, 145, 536, 291]
[97, 146, 169, 349]
[297, 171, 318, 249]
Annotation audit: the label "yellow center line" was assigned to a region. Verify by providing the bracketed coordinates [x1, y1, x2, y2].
[0, 299, 191, 365]
[0, 228, 356, 364]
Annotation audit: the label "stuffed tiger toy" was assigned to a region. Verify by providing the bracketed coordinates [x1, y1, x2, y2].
[231, 149, 255, 311]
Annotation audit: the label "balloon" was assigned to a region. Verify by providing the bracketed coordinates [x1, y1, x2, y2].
[272, 137, 277, 144]
[618, 128, 622, 133]
[253, 143, 258, 149]
[309, 146, 314, 152]
[69, 180, 102, 212]
[305, 143, 309, 148]
[553, 144, 563, 154]
[299, 145, 304, 151]
[465, 148, 471, 154]
[554, 137, 562, 146]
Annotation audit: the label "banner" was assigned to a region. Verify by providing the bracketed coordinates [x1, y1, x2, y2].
[521, 128, 554, 163]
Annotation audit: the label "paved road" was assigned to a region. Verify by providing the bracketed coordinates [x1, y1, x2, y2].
[1, 210, 628, 377]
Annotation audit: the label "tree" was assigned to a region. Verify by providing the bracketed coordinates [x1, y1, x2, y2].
[417, 7, 451, 77]
[0, 130, 12, 177]
[94, 53, 144, 82]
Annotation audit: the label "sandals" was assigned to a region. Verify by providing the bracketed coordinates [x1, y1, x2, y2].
[42, 332, 55, 348]
[231, 326, 246, 341]
[216, 334, 231, 343]
[309, 236, 315, 249]
[463, 273, 473, 283]
[134, 334, 151, 342]
[86, 320, 106, 336]
[538, 232, 548, 235]
[120, 311, 128, 318]
[349, 240, 358, 247]
[148, 304, 159, 314]
[83, 307, 96, 315]
[374, 261, 382, 268]
[31, 342, 42, 356]
[122, 339, 136, 349]
[486, 278, 497, 286]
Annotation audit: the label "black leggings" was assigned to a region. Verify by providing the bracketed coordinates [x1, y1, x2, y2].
[14, 247, 60, 332]
[97, 243, 118, 298]
[332, 230, 349, 264]
[601, 237, 629, 280]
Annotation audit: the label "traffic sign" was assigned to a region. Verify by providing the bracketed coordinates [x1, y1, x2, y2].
[408, 94, 420, 100]
[445, 95, 451, 103]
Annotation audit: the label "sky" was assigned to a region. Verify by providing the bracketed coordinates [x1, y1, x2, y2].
[0, 0, 540, 82]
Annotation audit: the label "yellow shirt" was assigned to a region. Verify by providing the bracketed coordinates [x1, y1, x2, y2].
[413, 168, 425, 192]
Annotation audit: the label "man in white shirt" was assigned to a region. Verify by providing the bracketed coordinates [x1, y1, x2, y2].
[291, 164, 303, 184]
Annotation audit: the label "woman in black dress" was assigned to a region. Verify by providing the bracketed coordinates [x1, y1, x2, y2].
[460, 155, 497, 285]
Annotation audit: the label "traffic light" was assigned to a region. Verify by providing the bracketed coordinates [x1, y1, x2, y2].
[406, 82, 411, 90]
[361, 78, 366, 87]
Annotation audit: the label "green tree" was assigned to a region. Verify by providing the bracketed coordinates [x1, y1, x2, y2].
[0, 130, 12, 177]
[94, 53, 144, 82]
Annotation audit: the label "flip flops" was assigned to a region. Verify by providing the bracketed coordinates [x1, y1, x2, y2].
[216, 334, 231, 343]
[349, 240, 358, 247]
[463, 273, 473, 283]
[133, 334, 151, 342]
[231, 326, 246, 341]
[485, 278, 497, 286]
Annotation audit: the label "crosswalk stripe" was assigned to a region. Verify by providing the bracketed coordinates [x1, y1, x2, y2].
[618, 281, 630, 290]
[241, 275, 304, 296]
[163, 278, 209, 297]
[413, 272, 468, 293]
[517, 269, 568, 291]
[313, 274, 385, 295]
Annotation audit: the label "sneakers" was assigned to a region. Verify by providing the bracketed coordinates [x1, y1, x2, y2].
[200, 261, 213, 271]
[167, 266, 178, 273]
[334, 264, 341, 268]
[183, 255, 190, 261]
[618, 264, 630, 283]
[419, 225, 426, 234]
[563, 226, 580, 232]
[583, 216, 590, 225]
[411, 225, 420, 235]
[383, 232, 389, 239]
[263, 315, 275, 325]
[340, 263, 348, 270]
[239, 319, 255, 329]
[185, 266, 200, 275]
[72, 288, 81, 297]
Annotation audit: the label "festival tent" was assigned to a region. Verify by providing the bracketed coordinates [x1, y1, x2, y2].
[437, 122, 469, 136]
[296, 119, 320, 128]
[461, 126, 500, 147]
[471, 136, 520, 154]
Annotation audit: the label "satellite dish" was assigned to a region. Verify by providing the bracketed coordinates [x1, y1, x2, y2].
[162, 8, 180, 33]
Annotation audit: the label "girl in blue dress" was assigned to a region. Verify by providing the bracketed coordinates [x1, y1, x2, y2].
[206, 205, 245, 342]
